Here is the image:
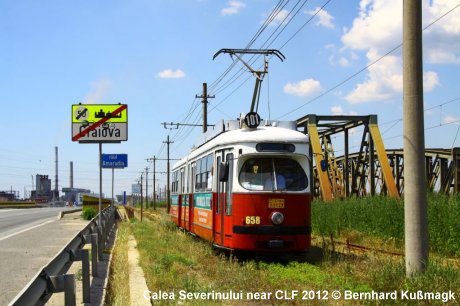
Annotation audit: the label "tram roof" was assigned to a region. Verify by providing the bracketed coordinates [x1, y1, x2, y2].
[173, 120, 308, 169]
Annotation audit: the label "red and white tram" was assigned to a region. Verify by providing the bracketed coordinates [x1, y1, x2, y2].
[170, 118, 311, 252]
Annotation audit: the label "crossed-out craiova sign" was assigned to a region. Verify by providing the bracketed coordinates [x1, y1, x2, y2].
[72, 104, 128, 143]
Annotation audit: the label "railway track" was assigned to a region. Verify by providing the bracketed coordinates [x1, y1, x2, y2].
[312, 235, 404, 257]
[312, 235, 460, 268]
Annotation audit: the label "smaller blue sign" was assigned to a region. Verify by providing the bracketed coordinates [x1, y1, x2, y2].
[101, 154, 128, 168]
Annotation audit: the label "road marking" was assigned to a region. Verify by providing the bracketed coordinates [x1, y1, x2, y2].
[0, 209, 17, 213]
[0, 219, 54, 242]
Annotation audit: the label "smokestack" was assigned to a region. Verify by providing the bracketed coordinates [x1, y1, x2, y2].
[70, 161, 74, 188]
[55, 146, 58, 193]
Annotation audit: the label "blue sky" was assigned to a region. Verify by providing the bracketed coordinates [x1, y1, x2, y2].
[1, 0, 460, 199]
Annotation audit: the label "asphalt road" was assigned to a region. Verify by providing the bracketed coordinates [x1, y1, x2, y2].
[0, 207, 89, 305]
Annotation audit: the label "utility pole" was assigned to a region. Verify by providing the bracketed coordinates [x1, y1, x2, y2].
[148, 155, 178, 210]
[147, 156, 157, 210]
[152, 157, 157, 210]
[195, 83, 215, 133]
[140, 173, 143, 222]
[145, 167, 149, 209]
[54, 146, 59, 201]
[158, 184, 161, 202]
[163, 136, 173, 213]
[403, 0, 428, 276]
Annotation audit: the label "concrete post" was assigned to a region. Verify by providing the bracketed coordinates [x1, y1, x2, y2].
[403, 0, 429, 276]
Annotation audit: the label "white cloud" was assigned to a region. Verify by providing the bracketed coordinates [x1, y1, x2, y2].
[83, 78, 111, 104]
[341, 0, 402, 52]
[329, 55, 350, 67]
[343, 0, 460, 65]
[157, 69, 185, 79]
[427, 49, 460, 64]
[260, 7, 291, 26]
[423, 71, 440, 91]
[283, 79, 322, 97]
[424, 0, 460, 64]
[331, 105, 358, 115]
[345, 51, 402, 103]
[271, 9, 290, 25]
[338, 57, 350, 67]
[443, 115, 460, 124]
[305, 7, 335, 29]
[344, 50, 440, 103]
[340, 0, 454, 103]
[331, 105, 344, 115]
[221, 1, 245, 16]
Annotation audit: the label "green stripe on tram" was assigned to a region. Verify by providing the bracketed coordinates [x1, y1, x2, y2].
[194, 193, 212, 210]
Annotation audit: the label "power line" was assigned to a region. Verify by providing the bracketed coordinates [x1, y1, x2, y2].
[261, 0, 311, 50]
[167, 0, 322, 150]
[209, 0, 330, 114]
[379, 96, 460, 135]
[380, 119, 460, 142]
[277, 1, 460, 120]
[210, 1, 311, 96]
[279, 0, 332, 50]
[160, 1, 460, 164]
[277, 43, 402, 119]
[208, 0, 290, 94]
[453, 125, 460, 147]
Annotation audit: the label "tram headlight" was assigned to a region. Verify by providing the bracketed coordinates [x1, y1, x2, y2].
[270, 211, 284, 225]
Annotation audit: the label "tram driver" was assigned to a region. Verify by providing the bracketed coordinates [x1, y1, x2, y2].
[240, 162, 263, 190]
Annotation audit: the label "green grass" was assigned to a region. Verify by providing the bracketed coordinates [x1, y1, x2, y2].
[121, 208, 460, 305]
[81, 207, 98, 220]
[105, 222, 130, 306]
[312, 193, 460, 256]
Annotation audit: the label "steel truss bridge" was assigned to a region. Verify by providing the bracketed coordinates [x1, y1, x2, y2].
[296, 115, 460, 201]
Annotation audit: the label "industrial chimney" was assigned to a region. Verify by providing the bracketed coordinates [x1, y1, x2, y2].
[70, 161, 74, 188]
[55, 146, 59, 196]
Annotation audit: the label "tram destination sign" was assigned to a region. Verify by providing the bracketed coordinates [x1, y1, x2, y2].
[101, 154, 128, 169]
[71, 104, 128, 143]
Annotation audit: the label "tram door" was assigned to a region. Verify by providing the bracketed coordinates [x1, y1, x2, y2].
[214, 150, 234, 247]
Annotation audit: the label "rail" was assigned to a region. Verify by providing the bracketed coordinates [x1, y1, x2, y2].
[8, 206, 117, 306]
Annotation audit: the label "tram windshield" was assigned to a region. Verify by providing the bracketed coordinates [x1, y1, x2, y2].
[239, 157, 308, 191]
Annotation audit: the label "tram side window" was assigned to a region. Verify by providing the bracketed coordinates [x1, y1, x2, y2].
[180, 168, 185, 194]
[225, 153, 234, 215]
[186, 164, 191, 194]
[191, 163, 196, 192]
[206, 154, 213, 190]
[195, 159, 202, 191]
[172, 170, 179, 193]
[194, 153, 214, 191]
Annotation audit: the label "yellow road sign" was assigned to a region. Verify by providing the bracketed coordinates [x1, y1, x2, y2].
[72, 104, 127, 123]
[72, 104, 128, 142]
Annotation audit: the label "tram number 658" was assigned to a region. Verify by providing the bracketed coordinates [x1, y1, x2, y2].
[245, 216, 261, 225]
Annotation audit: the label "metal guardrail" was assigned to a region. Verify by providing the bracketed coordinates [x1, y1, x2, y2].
[8, 206, 117, 306]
